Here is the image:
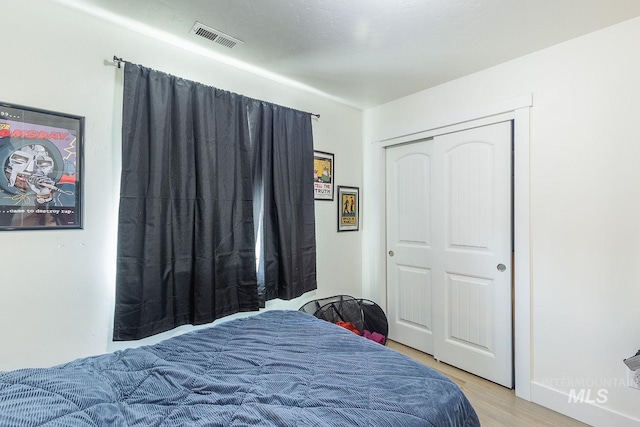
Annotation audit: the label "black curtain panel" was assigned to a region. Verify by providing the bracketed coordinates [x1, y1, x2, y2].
[248, 102, 317, 305]
[114, 63, 317, 340]
[114, 64, 259, 340]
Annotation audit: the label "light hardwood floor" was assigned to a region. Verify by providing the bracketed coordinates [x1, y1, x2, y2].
[387, 340, 590, 427]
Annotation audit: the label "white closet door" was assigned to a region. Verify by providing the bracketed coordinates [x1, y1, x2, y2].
[386, 139, 436, 354]
[386, 121, 513, 387]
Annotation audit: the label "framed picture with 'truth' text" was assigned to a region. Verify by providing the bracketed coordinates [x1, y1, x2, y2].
[313, 150, 334, 201]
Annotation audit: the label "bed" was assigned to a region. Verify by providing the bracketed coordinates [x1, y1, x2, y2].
[0, 310, 480, 426]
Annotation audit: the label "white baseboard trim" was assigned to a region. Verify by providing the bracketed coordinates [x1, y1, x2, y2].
[531, 382, 640, 427]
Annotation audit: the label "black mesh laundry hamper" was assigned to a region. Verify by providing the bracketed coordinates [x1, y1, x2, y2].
[299, 295, 388, 344]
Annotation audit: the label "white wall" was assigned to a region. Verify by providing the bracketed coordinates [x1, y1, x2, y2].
[0, 0, 362, 371]
[363, 17, 640, 426]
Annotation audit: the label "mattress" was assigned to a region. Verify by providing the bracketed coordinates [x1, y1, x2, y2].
[0, 310, 480, 426]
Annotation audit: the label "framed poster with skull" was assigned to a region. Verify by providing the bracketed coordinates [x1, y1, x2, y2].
[0, 102, 84, 230]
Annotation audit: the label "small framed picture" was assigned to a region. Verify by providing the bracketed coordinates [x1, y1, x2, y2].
[0, 101, 84, 230]
[313, 150, 334, 200]
[337, 185, 359, 232]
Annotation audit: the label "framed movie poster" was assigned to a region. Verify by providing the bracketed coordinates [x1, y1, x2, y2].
[337, 185, 359, 232]
[0, 102, 84, 230]
[314, 150, 334, 200]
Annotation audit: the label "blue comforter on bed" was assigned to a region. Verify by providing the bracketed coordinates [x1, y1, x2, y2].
[0, 310, 480, 426]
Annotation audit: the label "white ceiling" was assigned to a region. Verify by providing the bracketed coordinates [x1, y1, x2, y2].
[59, 0, 640, 109]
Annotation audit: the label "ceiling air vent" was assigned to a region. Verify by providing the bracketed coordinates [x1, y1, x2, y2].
[190, 22, 243, 49]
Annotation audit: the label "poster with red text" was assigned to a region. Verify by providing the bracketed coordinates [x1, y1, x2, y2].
[0, 102, 84, 230]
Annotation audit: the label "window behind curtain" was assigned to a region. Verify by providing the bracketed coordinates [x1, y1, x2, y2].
[113, 64, 316, 341]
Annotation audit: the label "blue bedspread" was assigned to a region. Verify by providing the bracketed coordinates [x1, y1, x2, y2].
[0, 310, 480, 426]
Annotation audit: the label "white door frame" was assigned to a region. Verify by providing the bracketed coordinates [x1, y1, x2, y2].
[376, 94, 532, 400]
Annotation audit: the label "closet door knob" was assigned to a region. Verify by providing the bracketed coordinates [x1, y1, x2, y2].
[388, 250, 395, 257]
[497, 263, 506, 272]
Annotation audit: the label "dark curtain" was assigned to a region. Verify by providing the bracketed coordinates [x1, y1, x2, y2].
[249, 102, 317, 304]
[114, 64, 316, 341]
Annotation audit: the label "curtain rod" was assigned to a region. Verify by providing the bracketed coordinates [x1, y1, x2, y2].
[111, 55, 320, 119]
